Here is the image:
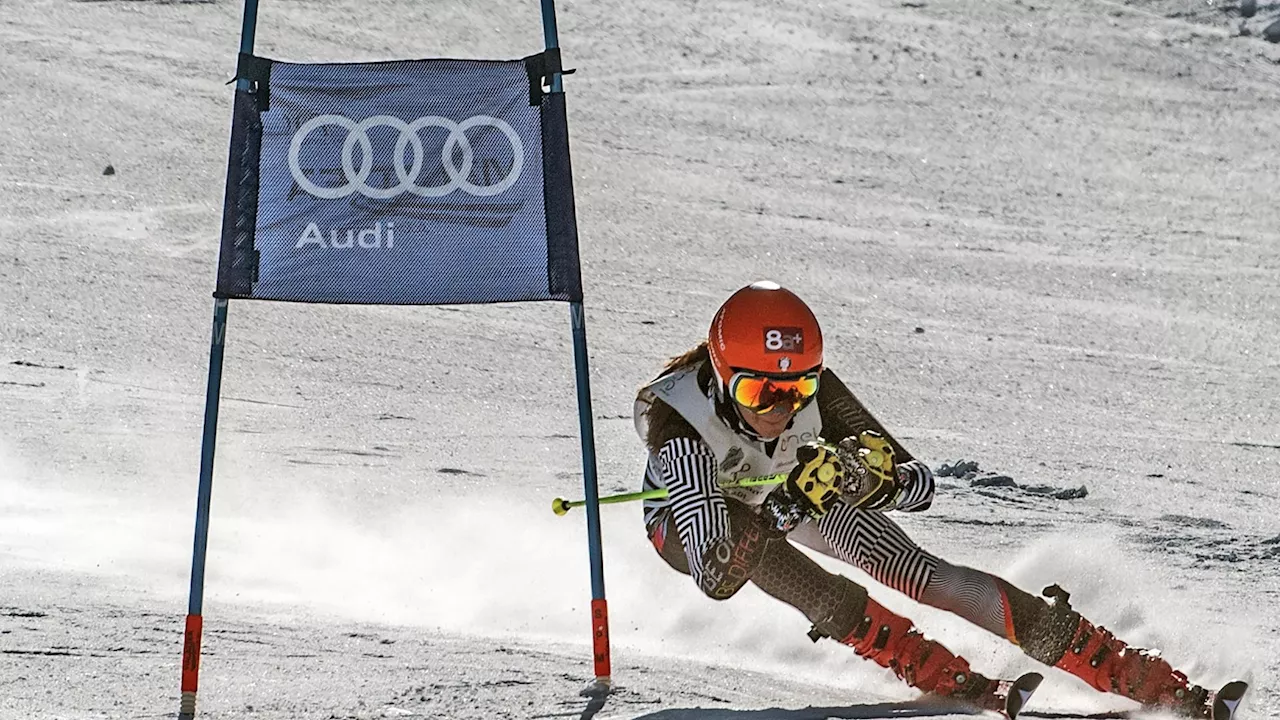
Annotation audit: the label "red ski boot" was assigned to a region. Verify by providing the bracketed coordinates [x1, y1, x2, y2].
[1038, 586, 1211, 717]
[1056, 615, 1210, 716]
[834, 595, 1032, 714]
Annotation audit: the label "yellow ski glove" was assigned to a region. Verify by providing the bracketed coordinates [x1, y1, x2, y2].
[761, 441, 846, 532]
[837, 430, 902, 510]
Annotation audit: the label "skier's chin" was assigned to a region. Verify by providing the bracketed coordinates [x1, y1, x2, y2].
[739, 407, 793, 439]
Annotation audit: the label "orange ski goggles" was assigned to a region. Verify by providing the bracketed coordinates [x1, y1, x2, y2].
[728, 369, 821, 415]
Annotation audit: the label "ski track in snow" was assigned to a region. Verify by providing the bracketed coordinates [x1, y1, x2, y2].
[1, 0, 1278, 718]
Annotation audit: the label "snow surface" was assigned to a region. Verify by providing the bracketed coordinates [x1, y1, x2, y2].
[1, 0, 1278, 718]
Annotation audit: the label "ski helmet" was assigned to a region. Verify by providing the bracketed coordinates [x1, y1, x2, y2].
[707, 281, 824, 389]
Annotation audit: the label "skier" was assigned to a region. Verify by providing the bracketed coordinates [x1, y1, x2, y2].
[633, 280, 1218, 717]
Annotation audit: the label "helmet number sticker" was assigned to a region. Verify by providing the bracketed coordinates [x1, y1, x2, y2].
[763, 327, 804, 353]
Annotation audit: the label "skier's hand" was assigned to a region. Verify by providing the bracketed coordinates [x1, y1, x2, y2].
[759, 486, 808, 533]
[761, 442, 846, 532]
[761, 442, 845, 532]
[836, 431, 902, 511]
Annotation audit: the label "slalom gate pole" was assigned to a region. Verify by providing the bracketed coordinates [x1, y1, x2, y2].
[179, 3, 260, 718]
[540, 0, 611, 691]
[179, 299, 230, 720]
[569, 302, 610, 691]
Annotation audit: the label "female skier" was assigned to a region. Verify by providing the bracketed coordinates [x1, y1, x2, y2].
[633, 280, 1219, 717]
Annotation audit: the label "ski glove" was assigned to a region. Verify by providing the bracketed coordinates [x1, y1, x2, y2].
[761, 441, 845, 532]
[836, 430, 903, 511]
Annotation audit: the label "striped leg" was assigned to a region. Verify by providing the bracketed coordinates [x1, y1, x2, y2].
[810, 504, 1031, 643]
[809, 511, 1211, 715]
[811, 503, 939, 601]
[650, 504, 1004, 707]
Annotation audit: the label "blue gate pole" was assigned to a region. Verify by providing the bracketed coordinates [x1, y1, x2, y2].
[179, 3, 260, 718]
[539, 0, 611, 691]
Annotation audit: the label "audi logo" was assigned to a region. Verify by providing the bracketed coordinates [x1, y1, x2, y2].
[287, 114, 524, 199]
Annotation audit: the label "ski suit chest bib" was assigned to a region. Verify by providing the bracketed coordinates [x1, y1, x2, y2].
[634, 363, 823, 506]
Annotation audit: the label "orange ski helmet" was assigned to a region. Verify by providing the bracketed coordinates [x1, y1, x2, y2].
[707, 281, 824, 388]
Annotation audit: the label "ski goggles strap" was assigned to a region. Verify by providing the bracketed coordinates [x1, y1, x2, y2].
[728, 369, 821, 415]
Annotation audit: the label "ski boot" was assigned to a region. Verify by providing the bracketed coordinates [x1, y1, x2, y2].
[825, 595, 1042, 717]
[1035, 584, 1238, 718]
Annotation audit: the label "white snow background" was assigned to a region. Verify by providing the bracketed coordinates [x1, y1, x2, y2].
[1, 0, 1278, 719]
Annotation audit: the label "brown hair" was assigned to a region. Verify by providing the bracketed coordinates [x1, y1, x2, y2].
[660, 340, 709, 376]
[642, 341, 711, 452]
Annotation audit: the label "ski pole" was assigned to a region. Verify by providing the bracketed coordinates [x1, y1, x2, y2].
[551, 473, 786, 516]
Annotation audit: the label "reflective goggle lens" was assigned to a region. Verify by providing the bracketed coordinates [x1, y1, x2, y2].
[729, 371, 820, 415]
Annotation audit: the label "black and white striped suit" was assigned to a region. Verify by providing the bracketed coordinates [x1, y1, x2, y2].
[641, 365, 1015, 642]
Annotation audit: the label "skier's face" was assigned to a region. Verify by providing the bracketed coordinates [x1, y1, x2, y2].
[736, 402, 795, 440]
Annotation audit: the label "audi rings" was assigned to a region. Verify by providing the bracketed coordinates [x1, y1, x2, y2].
[287, 114, 524, 199]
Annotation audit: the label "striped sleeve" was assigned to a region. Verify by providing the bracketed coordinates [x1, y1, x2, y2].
[650, 436, 734, 595]
[894, 459, 934, 512]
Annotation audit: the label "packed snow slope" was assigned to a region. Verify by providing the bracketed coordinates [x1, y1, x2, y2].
[1, 0, 1278, 718]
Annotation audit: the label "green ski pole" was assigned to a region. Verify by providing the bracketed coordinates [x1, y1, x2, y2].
[551, 473, 786, 516]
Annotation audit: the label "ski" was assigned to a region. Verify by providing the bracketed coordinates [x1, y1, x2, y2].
[1210, 680, 1248, 720]
[1017, 678, 1248, 720]
[1001, 672, 1045, 719]
[913, 671, 1044, 718]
